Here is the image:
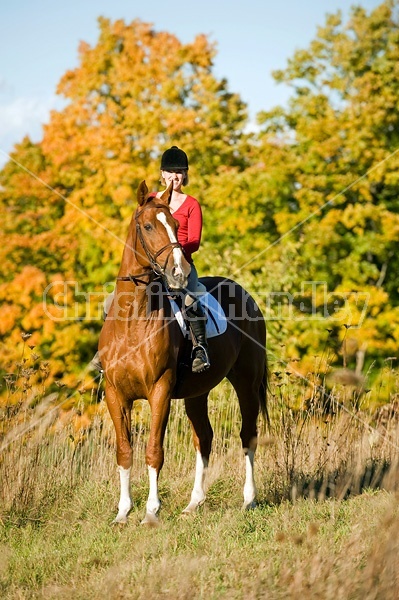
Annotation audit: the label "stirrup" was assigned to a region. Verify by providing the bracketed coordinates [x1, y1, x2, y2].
[191, 344, 210, 373]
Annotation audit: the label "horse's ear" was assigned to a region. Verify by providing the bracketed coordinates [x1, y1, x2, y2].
[159, 182, 173, 205]
[137, 180, 149, 206]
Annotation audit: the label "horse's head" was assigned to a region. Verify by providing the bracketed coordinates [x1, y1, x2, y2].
[134, 181, 191, 290]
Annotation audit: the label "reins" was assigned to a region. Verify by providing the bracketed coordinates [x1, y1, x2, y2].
[116, 273, 153, 285]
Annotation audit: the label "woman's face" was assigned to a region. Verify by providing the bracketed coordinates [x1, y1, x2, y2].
[161, 169, 186, 191]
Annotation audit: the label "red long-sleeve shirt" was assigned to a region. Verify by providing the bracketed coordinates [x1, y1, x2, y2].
[149, 193, 202, 263]
[172, 195, 202, 263]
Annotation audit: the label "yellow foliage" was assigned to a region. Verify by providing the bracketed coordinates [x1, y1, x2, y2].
[0, 304, 21, 335]
[21, 303, 45, 331]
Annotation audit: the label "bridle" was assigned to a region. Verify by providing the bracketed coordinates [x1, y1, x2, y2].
[117, 203, 183, 285]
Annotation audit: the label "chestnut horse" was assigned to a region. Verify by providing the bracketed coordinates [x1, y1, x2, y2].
[99, 181, 268, 524]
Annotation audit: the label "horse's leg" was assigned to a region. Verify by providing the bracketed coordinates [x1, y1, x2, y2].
[142, 383, 172, 525]
[229, 375, 261, 509]
[105, 384, 133, 523]
[183, 393, 213, 514]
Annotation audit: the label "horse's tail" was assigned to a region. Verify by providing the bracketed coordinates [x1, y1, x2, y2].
[259, 358, 270, 427]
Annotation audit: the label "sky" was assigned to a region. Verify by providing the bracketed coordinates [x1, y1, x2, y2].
[0, 0, 383, 168]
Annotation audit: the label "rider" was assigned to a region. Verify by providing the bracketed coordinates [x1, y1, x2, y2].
[155, 146, 210, 374]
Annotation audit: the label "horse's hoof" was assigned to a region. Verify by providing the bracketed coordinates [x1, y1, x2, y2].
[112, 515, 128, 525]
[141, 513, 159, 527]
[182, 499, 205, 514]
[181, 506, 195, 515]
[242, 500, 257, 510]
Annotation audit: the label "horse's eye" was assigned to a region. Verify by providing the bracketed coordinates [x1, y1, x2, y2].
[144, 223, 152, 231]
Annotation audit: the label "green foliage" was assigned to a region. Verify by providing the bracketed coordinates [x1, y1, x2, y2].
[250, 0, 399, 367]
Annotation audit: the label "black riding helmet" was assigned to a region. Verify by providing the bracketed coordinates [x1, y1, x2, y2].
[160, 146, 189, 170]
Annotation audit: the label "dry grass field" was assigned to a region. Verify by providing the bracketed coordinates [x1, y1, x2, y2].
[1, 367, 399, 599]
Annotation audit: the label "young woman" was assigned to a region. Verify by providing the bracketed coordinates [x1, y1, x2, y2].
[155, 146, 210, 373]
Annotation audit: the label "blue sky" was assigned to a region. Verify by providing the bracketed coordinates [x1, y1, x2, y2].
[0, 0, 382, 167]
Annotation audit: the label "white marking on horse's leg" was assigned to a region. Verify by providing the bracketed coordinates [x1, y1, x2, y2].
[141, 466, 161, 525]
[182, 450, 208, 514]
[156, 212, 185, 276]
[243, 449, 257, 509]
[113, 466, 132, 523]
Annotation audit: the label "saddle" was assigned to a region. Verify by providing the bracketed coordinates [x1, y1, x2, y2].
[169, 282, 227, 339]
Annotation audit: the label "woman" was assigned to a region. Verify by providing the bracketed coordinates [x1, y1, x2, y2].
[155, 146, 210, 373]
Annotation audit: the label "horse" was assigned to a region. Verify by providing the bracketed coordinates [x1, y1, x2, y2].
[98, 180, 268, 524]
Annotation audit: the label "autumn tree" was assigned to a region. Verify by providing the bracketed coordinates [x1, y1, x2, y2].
[246, 0, 399, 371]
[0, 137, 103, 387]
[40, 17, 250, 283]
[0, 18, 249, 393]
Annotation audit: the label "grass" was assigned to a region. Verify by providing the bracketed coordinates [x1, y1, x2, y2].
[1, 487, 398, 599]
[1, 369, 399, 598]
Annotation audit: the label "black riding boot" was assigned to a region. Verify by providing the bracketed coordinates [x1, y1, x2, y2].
[185, 302, 210, 373]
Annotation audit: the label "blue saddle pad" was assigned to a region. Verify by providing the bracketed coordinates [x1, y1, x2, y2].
[169, 292, 227, 339]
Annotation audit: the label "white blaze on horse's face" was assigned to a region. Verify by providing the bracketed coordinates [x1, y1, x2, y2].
[156, 211, 190, 289]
